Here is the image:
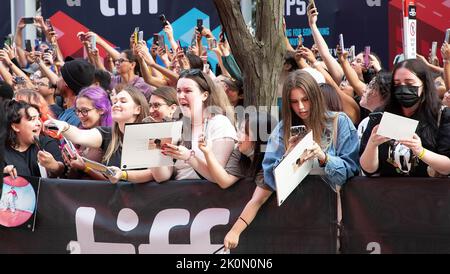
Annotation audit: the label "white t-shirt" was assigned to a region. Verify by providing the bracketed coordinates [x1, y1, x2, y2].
[174, 114, 238, 180]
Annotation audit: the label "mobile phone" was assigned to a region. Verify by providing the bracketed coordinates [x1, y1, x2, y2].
[90, 35, 97, 50]
[82, 157, 116, 176]
[431, 41, 437, 59]
[445, 29, 450, 44]
[138, 31, 144, 42]
[364, 46, 371, 68]
[25, 39, 32, 52]
[290, 125, 307, 138]
[23, 17, 35, 24]
[207, 38, 217, 50]
[159, 14, 168, 27]
[14, 76, 25, 85]
[298, 35, 303, 48]
[134, 27, 139, 45]
[153, 33, 160, 45]
[219, 27, 226, 43]
[197, 19, 203, 33]
[4, 35, 12, 47]
[62, 144, 76, 160]
[45, 19, 54, 31]
[33, 136, 42, 151]
[177, 40, 182, 49]
[158, 34, 165, 49]
[368, 112, 383, 130]
[339, 33, 345, 51]
[349, 45, 355, 61]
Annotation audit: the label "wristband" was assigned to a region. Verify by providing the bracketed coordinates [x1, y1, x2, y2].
[239, 216, 249, 227]
[418, 148, 426, 160]
[121, 170, 128, 181]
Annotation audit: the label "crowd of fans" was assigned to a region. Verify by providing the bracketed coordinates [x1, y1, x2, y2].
[1, 3, 450, 251]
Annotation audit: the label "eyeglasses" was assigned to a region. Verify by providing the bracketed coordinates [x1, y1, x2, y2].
[179, 69, 210, 91]
[35, 82, 49, 87]
[115, 58, 130, 64]
[179, 69, 207, 81]
[149, 102, 168, 110]
[75, 108, 95, 117]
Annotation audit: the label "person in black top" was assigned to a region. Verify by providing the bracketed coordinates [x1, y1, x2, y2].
[3, 100, 64, 178]
[360, 59, 450, 177]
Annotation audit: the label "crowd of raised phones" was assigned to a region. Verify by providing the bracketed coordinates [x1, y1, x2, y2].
[0, 5, 449, 250]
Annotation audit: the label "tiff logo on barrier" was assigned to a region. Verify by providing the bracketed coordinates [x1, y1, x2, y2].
[67, 0, 159, 16]
[67, 207, 230, 254]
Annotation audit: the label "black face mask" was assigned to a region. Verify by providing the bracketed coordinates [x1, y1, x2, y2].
[394, 85, 421, 108]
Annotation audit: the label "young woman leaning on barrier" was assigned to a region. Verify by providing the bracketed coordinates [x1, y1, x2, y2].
[360, 59, 450, 177]
[224, 70, 360, 251]
[150, 68, 237, 183]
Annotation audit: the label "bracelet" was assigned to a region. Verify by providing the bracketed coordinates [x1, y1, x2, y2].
[184, 150, 195, 163]
[319, 153, 328, 167]
[61, 124, 71, 133]
[239, 216, 249, 227]
[83, 167, 91, 173]
[121, 170, 128, 181]
[418, 148, 426, 160]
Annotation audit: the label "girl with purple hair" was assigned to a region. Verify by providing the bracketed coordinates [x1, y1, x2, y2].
[64, 86, 113, 180]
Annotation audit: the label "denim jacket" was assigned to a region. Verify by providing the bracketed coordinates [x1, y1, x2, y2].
[262, 111, 360, 191]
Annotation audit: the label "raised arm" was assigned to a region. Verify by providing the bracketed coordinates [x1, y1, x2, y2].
[307, 5, 344, 84]
[44, 118, 104, 148]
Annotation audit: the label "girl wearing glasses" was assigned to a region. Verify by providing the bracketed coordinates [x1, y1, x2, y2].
[150, 69, 237, 182]
[63, 86, 113, 180]
[44, 85, 150, 181]
[146, 86, 179, 123]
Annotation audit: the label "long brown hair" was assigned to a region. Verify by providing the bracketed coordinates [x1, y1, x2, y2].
[178, 69, 234, 124]
[281, 70, 328, 147]
[103, 85, 150, 164]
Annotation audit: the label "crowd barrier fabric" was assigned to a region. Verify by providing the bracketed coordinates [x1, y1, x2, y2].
[341, 176, 450, 254]
[0, 175, 337, 254]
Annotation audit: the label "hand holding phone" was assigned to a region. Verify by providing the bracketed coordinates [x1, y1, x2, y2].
[197, 19, 203, 33]
[298, 35, 303, 48]
[45, 19, 54, 31]
[25, 39, 32, 52]
[339, 34, 345, 51]
[160, 14, 168, 27]
[23, 17, 35, 24]
[134, 27, 139, 45]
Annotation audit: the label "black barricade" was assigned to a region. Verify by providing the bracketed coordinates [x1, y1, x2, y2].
[0, 175, 337, 254]
[341, 176, 450, 254]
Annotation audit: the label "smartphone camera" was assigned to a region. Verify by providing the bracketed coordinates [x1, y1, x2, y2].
[197, 19, 203, 33]
[159, 14, 168, 27]
[23, 17, 35, 24]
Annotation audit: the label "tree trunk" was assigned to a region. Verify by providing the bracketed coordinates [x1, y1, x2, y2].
[213, 0, 286, 108]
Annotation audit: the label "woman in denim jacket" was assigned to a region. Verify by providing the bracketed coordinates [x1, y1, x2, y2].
[263, 70, 360, 191]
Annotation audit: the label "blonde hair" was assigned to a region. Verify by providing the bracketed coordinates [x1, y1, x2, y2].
[281, 70, 328, 147]
[103, 85, 150, 164]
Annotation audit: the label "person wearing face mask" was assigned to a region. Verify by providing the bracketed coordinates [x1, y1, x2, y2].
[360, 59, 450, 177]
[197, 112, 277, 251]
